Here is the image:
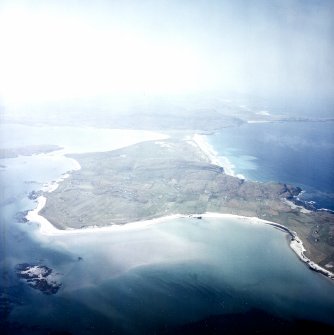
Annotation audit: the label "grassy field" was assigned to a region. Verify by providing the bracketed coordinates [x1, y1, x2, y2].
[41, 139, 334, 268]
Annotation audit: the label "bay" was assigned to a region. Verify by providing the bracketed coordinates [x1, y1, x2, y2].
[1, 123, 334, 334]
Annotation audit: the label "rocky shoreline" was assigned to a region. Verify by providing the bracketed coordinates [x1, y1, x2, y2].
[188, 213, 334, 281]
[264, 222, 334, 280]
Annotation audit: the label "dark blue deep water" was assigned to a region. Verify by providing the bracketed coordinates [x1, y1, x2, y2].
[209, 121, 334, 210]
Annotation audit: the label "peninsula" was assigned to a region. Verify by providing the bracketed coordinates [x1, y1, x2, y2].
[39, 138, 334, 272]
[0, 144, 63, 159]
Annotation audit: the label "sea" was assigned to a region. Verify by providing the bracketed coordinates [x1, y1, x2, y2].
[208, 121, 334, 211]
[1, 122, 334, 334]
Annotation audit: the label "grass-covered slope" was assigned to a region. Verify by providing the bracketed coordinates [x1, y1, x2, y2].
[41, 139, 334, 267]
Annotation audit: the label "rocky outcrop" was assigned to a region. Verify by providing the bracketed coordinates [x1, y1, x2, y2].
[15, 263, 62, 295]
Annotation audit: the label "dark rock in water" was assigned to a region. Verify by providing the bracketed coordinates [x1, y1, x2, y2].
[292, 198, 317, 211]
[283, 185, 317, 211]
[281, 184, 302, 199]
[28, 190, 42, 200]
[15, 263, 62, 295]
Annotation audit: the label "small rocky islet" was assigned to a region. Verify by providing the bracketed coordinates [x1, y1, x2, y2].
[15, 263, 62, 295]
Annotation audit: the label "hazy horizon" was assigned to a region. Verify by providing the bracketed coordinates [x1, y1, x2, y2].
[0, 0, 333, 116]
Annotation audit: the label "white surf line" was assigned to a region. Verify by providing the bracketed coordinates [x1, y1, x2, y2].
[191, 134, 245, 179]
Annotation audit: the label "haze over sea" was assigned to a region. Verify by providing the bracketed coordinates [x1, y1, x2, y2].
[1, 123, 334, 334]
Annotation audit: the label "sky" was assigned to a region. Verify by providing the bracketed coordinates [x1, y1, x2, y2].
[0, 0, 333, 107]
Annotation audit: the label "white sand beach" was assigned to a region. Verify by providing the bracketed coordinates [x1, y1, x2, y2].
[192, 134, 245, 178]
[27, 195, 187, 236]
[24, 129, 334, 280]
[26, 196, 60, 235]
[26, 195, 334, 279]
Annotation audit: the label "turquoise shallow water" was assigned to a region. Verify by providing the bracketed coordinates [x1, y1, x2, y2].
[208, 121, 334, 210]
[1, 123, 334, 334]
